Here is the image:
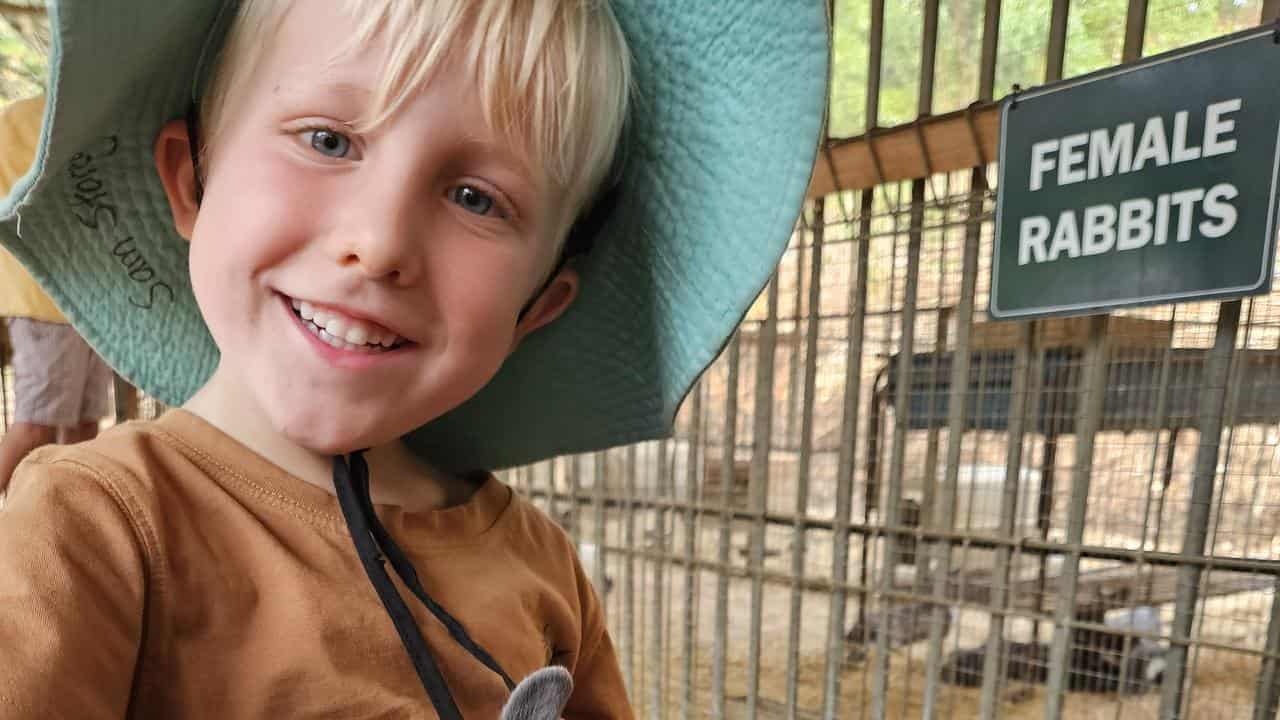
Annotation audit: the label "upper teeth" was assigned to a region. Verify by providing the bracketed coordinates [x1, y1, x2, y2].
[292, 298, 401, 348]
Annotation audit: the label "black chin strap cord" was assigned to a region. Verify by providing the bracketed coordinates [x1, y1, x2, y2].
[333, 452, 515, 718]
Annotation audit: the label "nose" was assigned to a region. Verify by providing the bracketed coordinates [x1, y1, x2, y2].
[335, 184, 426, 286]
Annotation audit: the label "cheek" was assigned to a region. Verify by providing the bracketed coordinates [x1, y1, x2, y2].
[432, 250, 533, 340]
[188, 155, 326, 287]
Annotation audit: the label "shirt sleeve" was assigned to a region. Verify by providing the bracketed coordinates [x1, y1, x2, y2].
[0, 450, 149, 719]
[563, 557, 634, 720]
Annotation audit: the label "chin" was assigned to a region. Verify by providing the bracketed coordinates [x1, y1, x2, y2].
[276, 411, 395, 456]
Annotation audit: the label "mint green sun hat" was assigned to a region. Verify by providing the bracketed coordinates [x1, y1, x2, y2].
[0, 1, 829, 471]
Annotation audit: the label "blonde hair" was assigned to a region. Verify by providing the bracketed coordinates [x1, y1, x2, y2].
[201, 0, 631, 236]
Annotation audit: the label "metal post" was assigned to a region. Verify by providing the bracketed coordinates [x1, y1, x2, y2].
[1159, 300, 1242, 720]
[787, 201, 824, 718]
[569, 454, 583, 540]
[746, 276, 780, 719]
[1122, 0, 1149, 62]
[662, 439, 677, 717]
[649, 439, 671, 720]
[711, 334, 741, 719]
[1138, 317, 1177, 599]
[865, 0, 885, 130]
[680, 383, 701, 720]
[1032, 431, 1064, 640]
[918, 0, 940, 115]
[977, 0, 1003, 102]
[1045, 0, 1071, 83]
[924, 0, 1000, 706]
[1022, 0, 1069, 663]
[823, 191, 870, 720]
[913, 0, 944, 593]
[979, 322, 1033, 718]
[916, 308, 949, 590]
[922, 167, 987, 718]
[787, 239, 806, 447]
[623, 444, 638, 696]
[859, 189, 880, 657]
[1044, 314, 1110, 719]
[1254, 578, 1280, 720]
[593, 451, 608, 613]
[545, 459, 563, 542]
[859, 0, 887, 633]
[113, 372, 138, 423]
[872, 178, 924, 718]
[866, 388, 884, 515]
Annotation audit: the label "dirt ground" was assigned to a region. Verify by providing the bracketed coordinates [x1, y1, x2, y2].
[621, 643, 1264, 719]
[581, 516, 1276, 719]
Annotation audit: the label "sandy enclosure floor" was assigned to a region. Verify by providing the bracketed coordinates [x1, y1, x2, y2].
[524, 479, 1278, 719]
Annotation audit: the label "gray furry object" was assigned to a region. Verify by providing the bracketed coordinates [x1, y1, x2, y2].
[500, 666, 574, 720]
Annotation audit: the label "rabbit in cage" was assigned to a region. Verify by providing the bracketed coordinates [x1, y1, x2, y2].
[939, 588, 1167, 694]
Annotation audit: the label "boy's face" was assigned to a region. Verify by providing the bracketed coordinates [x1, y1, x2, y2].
[159, 3, 576, 454]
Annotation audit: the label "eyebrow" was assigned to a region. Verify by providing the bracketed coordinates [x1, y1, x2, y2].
[275, 79, 373, 103]
[457, 135, 532, 175]
[320, 81, 374, 100]
[455, 135, 547, 207]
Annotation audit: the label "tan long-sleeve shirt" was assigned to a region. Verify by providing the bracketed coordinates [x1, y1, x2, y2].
[0, 409, 632, 719]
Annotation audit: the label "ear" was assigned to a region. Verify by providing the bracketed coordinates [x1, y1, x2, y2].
[512, 268, 580, 348]
[153, 119, 201, 241]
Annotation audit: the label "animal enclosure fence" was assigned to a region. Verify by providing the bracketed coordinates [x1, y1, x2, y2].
[4, 171, 1276, 719]
[4, 2, 1280, 718]
[505, 169, 1280, 720]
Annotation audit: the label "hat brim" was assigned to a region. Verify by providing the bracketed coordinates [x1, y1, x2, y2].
[0, 0, 829, 470]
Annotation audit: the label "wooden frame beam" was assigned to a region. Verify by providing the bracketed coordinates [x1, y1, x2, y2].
[0, 2, 44, 19]
[808, 102, 1000, 198]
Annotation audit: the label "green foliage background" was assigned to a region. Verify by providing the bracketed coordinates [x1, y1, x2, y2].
[830, 0, 1267, 138]
[0, 3, 48, 104]
[0, 1, 1267, 136]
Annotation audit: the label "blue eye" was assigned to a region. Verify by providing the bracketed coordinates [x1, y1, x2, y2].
[309, 129, 351, 158]
[450, 186, 497, 216]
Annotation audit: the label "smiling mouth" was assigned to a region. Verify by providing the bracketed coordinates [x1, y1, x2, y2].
[287, 296, 409, 353]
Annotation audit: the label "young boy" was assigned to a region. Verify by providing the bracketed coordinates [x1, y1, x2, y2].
[0, 1, 827, 718]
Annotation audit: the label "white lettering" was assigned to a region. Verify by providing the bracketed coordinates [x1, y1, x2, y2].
[1132, 116, 1170, 171]
[1059, 133, 1089, 186]
[1081, 204, 1117, 256]
[1154, 193, 1171, 246]
[1088, 123, 1134, 180]
[1019, 216, 1051, 265]
[1203, 98, 1241, 158]
[1117, 198, 1154, 251]
[1169, 188, 1206, 242]
[1030, 140, 1059, 192]
[1170, 111, 1202, 163]
[1047, 210, 1081, 262]
[1199, 183, 1239, 239]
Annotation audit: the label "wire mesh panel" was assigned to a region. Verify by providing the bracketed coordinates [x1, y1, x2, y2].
[0, 179, 1273, 719]
[0, 171, 1273, 720]
[1, 3, 1277, 718]
[508, 166, 1280, 719]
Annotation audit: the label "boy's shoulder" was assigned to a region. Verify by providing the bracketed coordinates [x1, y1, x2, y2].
[3, 418, 187, 577]
[17, 416, 175, 488]
[11, 416, 188, 517]
[500, 487, 575, 549]
[494, 488, 590, 577]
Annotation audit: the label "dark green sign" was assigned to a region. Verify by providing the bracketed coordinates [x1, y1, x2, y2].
[991, 28, 1280, 319]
